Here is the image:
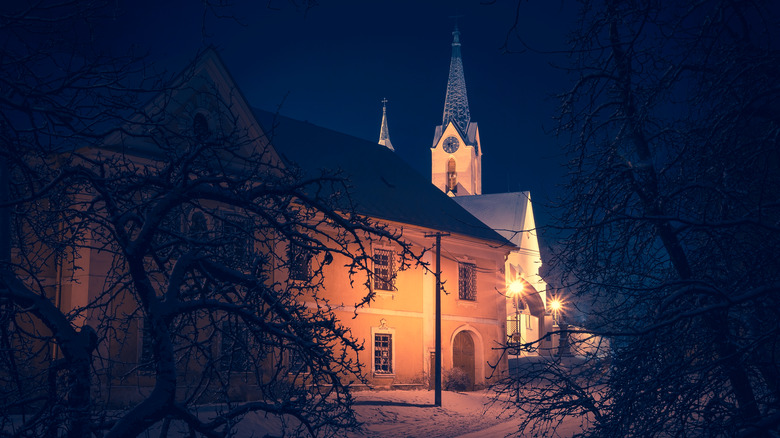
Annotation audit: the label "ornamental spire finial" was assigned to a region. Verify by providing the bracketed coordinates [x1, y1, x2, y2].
[378, 98, 394, 152]
[442, 24, 471, 133]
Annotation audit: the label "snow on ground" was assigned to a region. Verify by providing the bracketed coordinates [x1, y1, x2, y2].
[5, 389, 583, 437]
[349, 389, 584, 438]
[126, 389, 583, 437]
[234, 389, 584, 437]
[351, 389, 515, 437]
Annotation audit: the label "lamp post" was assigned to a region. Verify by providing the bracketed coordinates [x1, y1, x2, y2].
[508, 280, 523, 345]
[548, 296, 571, 357]
[548, 298, 562, 356]
[549, 298, 561, 326]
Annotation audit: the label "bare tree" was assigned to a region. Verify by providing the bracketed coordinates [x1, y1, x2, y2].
[0, 2, 420, 437]
[492, 1, 780, 436]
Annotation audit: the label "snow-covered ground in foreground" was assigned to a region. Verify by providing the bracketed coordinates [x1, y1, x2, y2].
[351, 389, 584, 438]
[6, 389, 585, 437]
[351, 389, 514, 437]
[235, 389, 585, 437]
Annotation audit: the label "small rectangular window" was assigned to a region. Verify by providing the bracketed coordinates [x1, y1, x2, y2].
[287, 348, 309, 374]
[374, 334, 393, 374]
[221, 319, 250, 372]
[219, 216, 253, 271]
[288, 243, 311, 281]
[373, 248, 394, 291]
[458, 262, 477, 301]
[138, 318, 155, 373]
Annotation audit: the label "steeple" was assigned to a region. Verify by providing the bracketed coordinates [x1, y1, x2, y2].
[378, 98, 394, 151]
[431, 24, 482, 197]
[441, 25, 471, 133]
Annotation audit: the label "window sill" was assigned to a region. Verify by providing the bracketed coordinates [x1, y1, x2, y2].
[457, 300, 478, 309]
[374, 290, 395, 300]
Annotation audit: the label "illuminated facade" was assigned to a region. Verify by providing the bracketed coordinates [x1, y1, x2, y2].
[428, 28, 551, 354]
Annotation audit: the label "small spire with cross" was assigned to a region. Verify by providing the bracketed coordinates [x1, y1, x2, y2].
[378, 97, 394, 152]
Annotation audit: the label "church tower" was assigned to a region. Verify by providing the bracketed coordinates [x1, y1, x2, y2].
[431, 25, 482, 196]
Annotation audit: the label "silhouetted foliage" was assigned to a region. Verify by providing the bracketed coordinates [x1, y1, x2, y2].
[0, 2, 419, 437]
[493, 1, 780, 436]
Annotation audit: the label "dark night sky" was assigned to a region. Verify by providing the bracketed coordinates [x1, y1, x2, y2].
[101, 0, 576, 241]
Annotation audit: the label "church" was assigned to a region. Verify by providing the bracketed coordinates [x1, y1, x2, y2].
[381, 26, 550, 356]
[4, 27, 551, 409]
[258, 25, 551, 388]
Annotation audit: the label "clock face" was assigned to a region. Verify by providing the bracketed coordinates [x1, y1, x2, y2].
[443, 136, 459, 153]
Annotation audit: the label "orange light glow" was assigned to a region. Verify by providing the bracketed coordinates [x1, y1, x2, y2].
[508, 280, 524, 297]
[549, 298, 562, 313]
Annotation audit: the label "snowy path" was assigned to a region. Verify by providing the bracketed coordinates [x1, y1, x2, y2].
[350, 389, 583, 438]
[175, 389, 583, 437]
[351, 390, 513, 437]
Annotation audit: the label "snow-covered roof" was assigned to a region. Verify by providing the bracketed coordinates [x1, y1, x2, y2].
[252, 109, 513, 247]
[451, 192, 530, 247]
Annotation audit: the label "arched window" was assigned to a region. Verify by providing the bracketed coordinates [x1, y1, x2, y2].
[447, 158, 457, 193]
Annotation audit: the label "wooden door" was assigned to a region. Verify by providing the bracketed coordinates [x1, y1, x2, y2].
[452, 331, 475, 390]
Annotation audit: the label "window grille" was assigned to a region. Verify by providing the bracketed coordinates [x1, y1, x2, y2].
[458, 262, 477, 301]
[287, 243, 311, 281]
[219, 216, 253, 271]
[287, 348, 309, 374]
[220, 319, 250, 372]
[138, 318, 155, 372]
[374, 333, 393, 374]
[373, 248, 394, 291]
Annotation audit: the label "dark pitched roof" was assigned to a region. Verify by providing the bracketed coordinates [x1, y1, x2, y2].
[252, 108, 512, 247]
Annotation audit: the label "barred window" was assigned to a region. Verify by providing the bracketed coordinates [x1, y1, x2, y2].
[287, 243, 311, 281]
[373, 248, 394, 291]
[287, 348, 309, 374]
[458, 262, 477, 301]
[220, 319, 250, 372]
[138, 318, 155, 373]
[374, 333, 393, 374]
[219, 215, 253, 271]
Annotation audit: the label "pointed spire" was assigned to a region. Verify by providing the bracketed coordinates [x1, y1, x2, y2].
[442, 24, 471, 133]
[378, 98, 394, 151]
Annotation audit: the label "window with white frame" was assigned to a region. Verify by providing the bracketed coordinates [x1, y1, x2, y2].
[373, 248, 394, 291]
[458, 261, 477, 301]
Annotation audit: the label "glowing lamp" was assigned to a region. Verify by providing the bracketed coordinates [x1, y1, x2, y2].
[508, 279, 524, 297]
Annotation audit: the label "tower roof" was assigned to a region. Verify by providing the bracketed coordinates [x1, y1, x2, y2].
[378, 98, 394, 151]
[441, 25, 471, 132]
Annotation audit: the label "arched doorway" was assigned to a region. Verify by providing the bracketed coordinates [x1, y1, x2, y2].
[452, 331, 475, 390]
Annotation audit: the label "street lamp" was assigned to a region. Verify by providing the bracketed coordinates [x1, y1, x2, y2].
[549, 297, 562, 326]
[508, 280, 523, 344]
[548, 295, 572, 357]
